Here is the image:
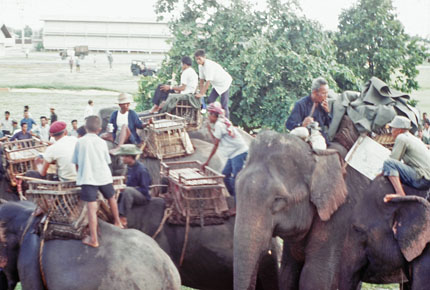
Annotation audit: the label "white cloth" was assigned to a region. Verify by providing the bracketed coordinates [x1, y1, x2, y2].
[180, 67, 198, 94]
[44, 136, 78, 181]
[0, 118, 13, 132]
[72, 133, 113, 186]
[211, 120, 248, 159]
[84, 105, 94, 119]
[37, 125, 50, 142]
[198, 59, 232, 95]
[116, 111, 129, 129]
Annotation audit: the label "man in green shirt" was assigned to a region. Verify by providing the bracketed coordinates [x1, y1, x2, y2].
[383, 116, 430, 202]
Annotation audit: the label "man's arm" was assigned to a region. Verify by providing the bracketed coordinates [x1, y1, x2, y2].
[286, 102, 305, 131]
[137, 169, 152, 199]
[38, 160, 50, 177]
[202, 138, 220, 169]
[199, 81, 211, 96]
[390, 136, 407, 161]
[198, 79, 205, 94]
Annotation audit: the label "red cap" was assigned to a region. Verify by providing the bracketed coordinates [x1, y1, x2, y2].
[49, 121, 67, 134]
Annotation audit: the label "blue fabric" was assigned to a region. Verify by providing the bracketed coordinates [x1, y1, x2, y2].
[109, 110, 144, 144]
[126, 160, 152, 200]
[383, 158, 430, 189]
[10, 131, 32, 141]
[222, 151, 248, 197]
[20, 118, 36, 131]
[285, 95, 332, 142]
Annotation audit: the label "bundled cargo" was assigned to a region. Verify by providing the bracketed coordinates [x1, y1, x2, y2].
[173, 98, 202, 131]
[140, 113, 194, 159]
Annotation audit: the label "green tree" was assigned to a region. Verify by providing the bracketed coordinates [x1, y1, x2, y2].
[138, 0, 359, 132]
[335, 0, 429, 93]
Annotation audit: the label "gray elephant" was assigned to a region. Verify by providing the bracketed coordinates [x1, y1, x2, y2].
[0, 201, 181, 290]
[126, 196, 280, 290]
[233, 130, 430, 290]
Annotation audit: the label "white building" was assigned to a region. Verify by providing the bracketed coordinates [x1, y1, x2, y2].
[42, 16, 171, 53]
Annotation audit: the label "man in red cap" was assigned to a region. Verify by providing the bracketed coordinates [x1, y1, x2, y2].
[34, 121, 78, 181]
[202, 102, 248, 198]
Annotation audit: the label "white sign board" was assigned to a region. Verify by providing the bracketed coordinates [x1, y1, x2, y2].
[345, 136, 392, 180]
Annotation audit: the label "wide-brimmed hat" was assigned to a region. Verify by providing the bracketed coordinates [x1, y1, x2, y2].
[388, 116, 411, 129]
[116, 93, 133, 104]
[112, 144, 142, 156]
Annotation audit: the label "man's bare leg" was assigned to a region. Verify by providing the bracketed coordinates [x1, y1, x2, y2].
[83, 201, 99, 248]
[108, 196, 124, 229]
[120, 216, 128, 228]
[101, 132, 114, 142]
[384, 175, 406, 202]
[109, 125, 131, 154]
[150, 105, 159, 113]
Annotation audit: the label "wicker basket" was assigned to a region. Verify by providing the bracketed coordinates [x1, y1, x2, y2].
[161, 160, 229, 218]
[174, 99, 202, 131]
[140, 113, 193, 159]
[372, 134, 395, 150]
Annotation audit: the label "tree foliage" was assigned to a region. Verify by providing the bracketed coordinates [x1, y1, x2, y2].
[137, 0, 360, 132]
[335, 0, 429, 93]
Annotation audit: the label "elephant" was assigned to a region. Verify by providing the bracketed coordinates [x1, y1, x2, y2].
[233, 130, 430, 290]
[126, 196, 280, 290]
[0, 201, 181, 290]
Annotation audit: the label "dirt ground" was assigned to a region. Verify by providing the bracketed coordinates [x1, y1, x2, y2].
[3, 52, 429, 290]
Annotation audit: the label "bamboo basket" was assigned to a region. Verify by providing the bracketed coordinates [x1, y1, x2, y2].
[174, 99, 202, 131]
[161, 160, 229, 217]
[140, 113, 191, 159]
[372, 134, 395, 150]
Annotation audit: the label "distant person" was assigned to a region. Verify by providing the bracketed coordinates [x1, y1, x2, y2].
[69, 56, 74, 73]
[50, 108, 58, 124]
[10, 122, 32, 141]
[423, 113, 430, 127]
[11, 120, 19, 134]
[150, 56, 198, 113]
[423, 120, 430, 145]
[107, 51, 113, 69]
[0, 111, 13, 136]
[195, 49, 233, 119]
[75, 57, 81, 72]
[24, 105, 32, 118]
[84, 100, 94, 119]
[25, 48, 29, 58]
[72, 115, 123, 247]
[68, 120, 79, 137]
[21, 110, 36, 131]
[35, 116, 50, 142]
[77, 125, 87, 138]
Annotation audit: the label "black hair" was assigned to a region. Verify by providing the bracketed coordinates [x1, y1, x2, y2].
[20, 122, 27, 127]
[24, 109, 28, 113]
[77, 125, 87, 137]
[88, 100, 93, 105]
[71, 120, 77, 124]
[194, 49, 205, 58]
[40, 116, 47, 120]
[5, 111, 9, 115]
[24, 105, 29, 110]
[181, 56, 192, 66]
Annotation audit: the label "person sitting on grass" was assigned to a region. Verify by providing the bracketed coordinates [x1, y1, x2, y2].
[72, 115, 123, 248]
[113, 144, 152, 227]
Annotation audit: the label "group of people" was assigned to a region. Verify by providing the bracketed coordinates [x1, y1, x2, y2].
[284, 77, 430, 202]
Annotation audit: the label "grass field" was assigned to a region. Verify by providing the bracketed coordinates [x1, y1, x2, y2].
[2, 52, 428, 290]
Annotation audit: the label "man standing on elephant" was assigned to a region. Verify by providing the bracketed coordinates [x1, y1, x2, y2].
[202, 102, 248, 198]
[383, 116, 430, 202]
[286, 77, 331, 142]
[113, 144, 152, 227]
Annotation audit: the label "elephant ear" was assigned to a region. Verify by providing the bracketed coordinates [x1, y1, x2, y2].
[390, 196, 430, 262]
[309, 151, 348, 221]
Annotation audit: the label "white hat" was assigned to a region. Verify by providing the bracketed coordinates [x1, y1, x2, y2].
[388, 116, 411, 129]
[116, 93, 133, 104]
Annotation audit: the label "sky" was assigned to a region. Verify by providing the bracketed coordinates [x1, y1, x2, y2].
[0, 0, 429, 38]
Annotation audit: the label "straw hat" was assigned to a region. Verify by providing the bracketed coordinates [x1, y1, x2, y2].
[111, 144, 142, 156]
[116, 93, 133, 104]
[388, 116, 411, 129]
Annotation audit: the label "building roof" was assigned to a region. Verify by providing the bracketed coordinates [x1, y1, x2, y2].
[1, 25, 12, 38]
[40, 15, 168, 25]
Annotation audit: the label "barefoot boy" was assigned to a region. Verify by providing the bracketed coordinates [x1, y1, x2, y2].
[72, 115, 123, 247]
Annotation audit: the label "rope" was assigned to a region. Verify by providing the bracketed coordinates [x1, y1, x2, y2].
[39, 216, 50, 290]
[152, 207, 173, 239]
[179, 210, 190, 266]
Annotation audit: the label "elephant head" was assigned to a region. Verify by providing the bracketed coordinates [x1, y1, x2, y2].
[233, 131, 347, 290]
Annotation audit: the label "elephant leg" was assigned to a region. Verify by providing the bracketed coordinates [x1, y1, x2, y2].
[410, 245, 430, 290]
[279, 243, 304, 290]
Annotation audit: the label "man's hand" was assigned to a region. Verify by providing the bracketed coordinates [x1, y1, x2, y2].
[195, 93, 204, 98]
[321, 100, 330, 113]
[160, 85, 171, 92]
[201, 161, 209, 171]
[302, 117, 314, 128]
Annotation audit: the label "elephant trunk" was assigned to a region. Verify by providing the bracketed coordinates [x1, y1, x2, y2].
[234, 205, 273, 290]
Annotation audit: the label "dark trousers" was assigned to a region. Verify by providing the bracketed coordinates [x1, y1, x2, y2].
[208, 87, 230, 119]
[152, 84, 175, 106]
[2, 130, 10, 136]
[222, 152, 247, 198]
[118, 187, 150, 216]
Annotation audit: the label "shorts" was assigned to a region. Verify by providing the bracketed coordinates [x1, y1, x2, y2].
[80, 184, 115, 202]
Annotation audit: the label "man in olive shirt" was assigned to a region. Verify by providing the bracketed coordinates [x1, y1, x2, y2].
[383, 116, 430, 202]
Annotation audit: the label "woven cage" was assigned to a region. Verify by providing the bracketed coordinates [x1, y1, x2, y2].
[161, 160, 229, 217]
[140, 113, 190, 159]
[372, 134, 395, 150]
[174, 100, 202, 131]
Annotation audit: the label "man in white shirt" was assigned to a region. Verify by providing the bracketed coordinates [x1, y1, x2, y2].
[0, 111, 13, 136]
[150, 56, 198, 113]
[35, 116, 50, 142]
[84, 100, 94, 119]
[68, 120, 79, 137]
[36, 121, 78, 181]
[195, 49, 233, 118]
